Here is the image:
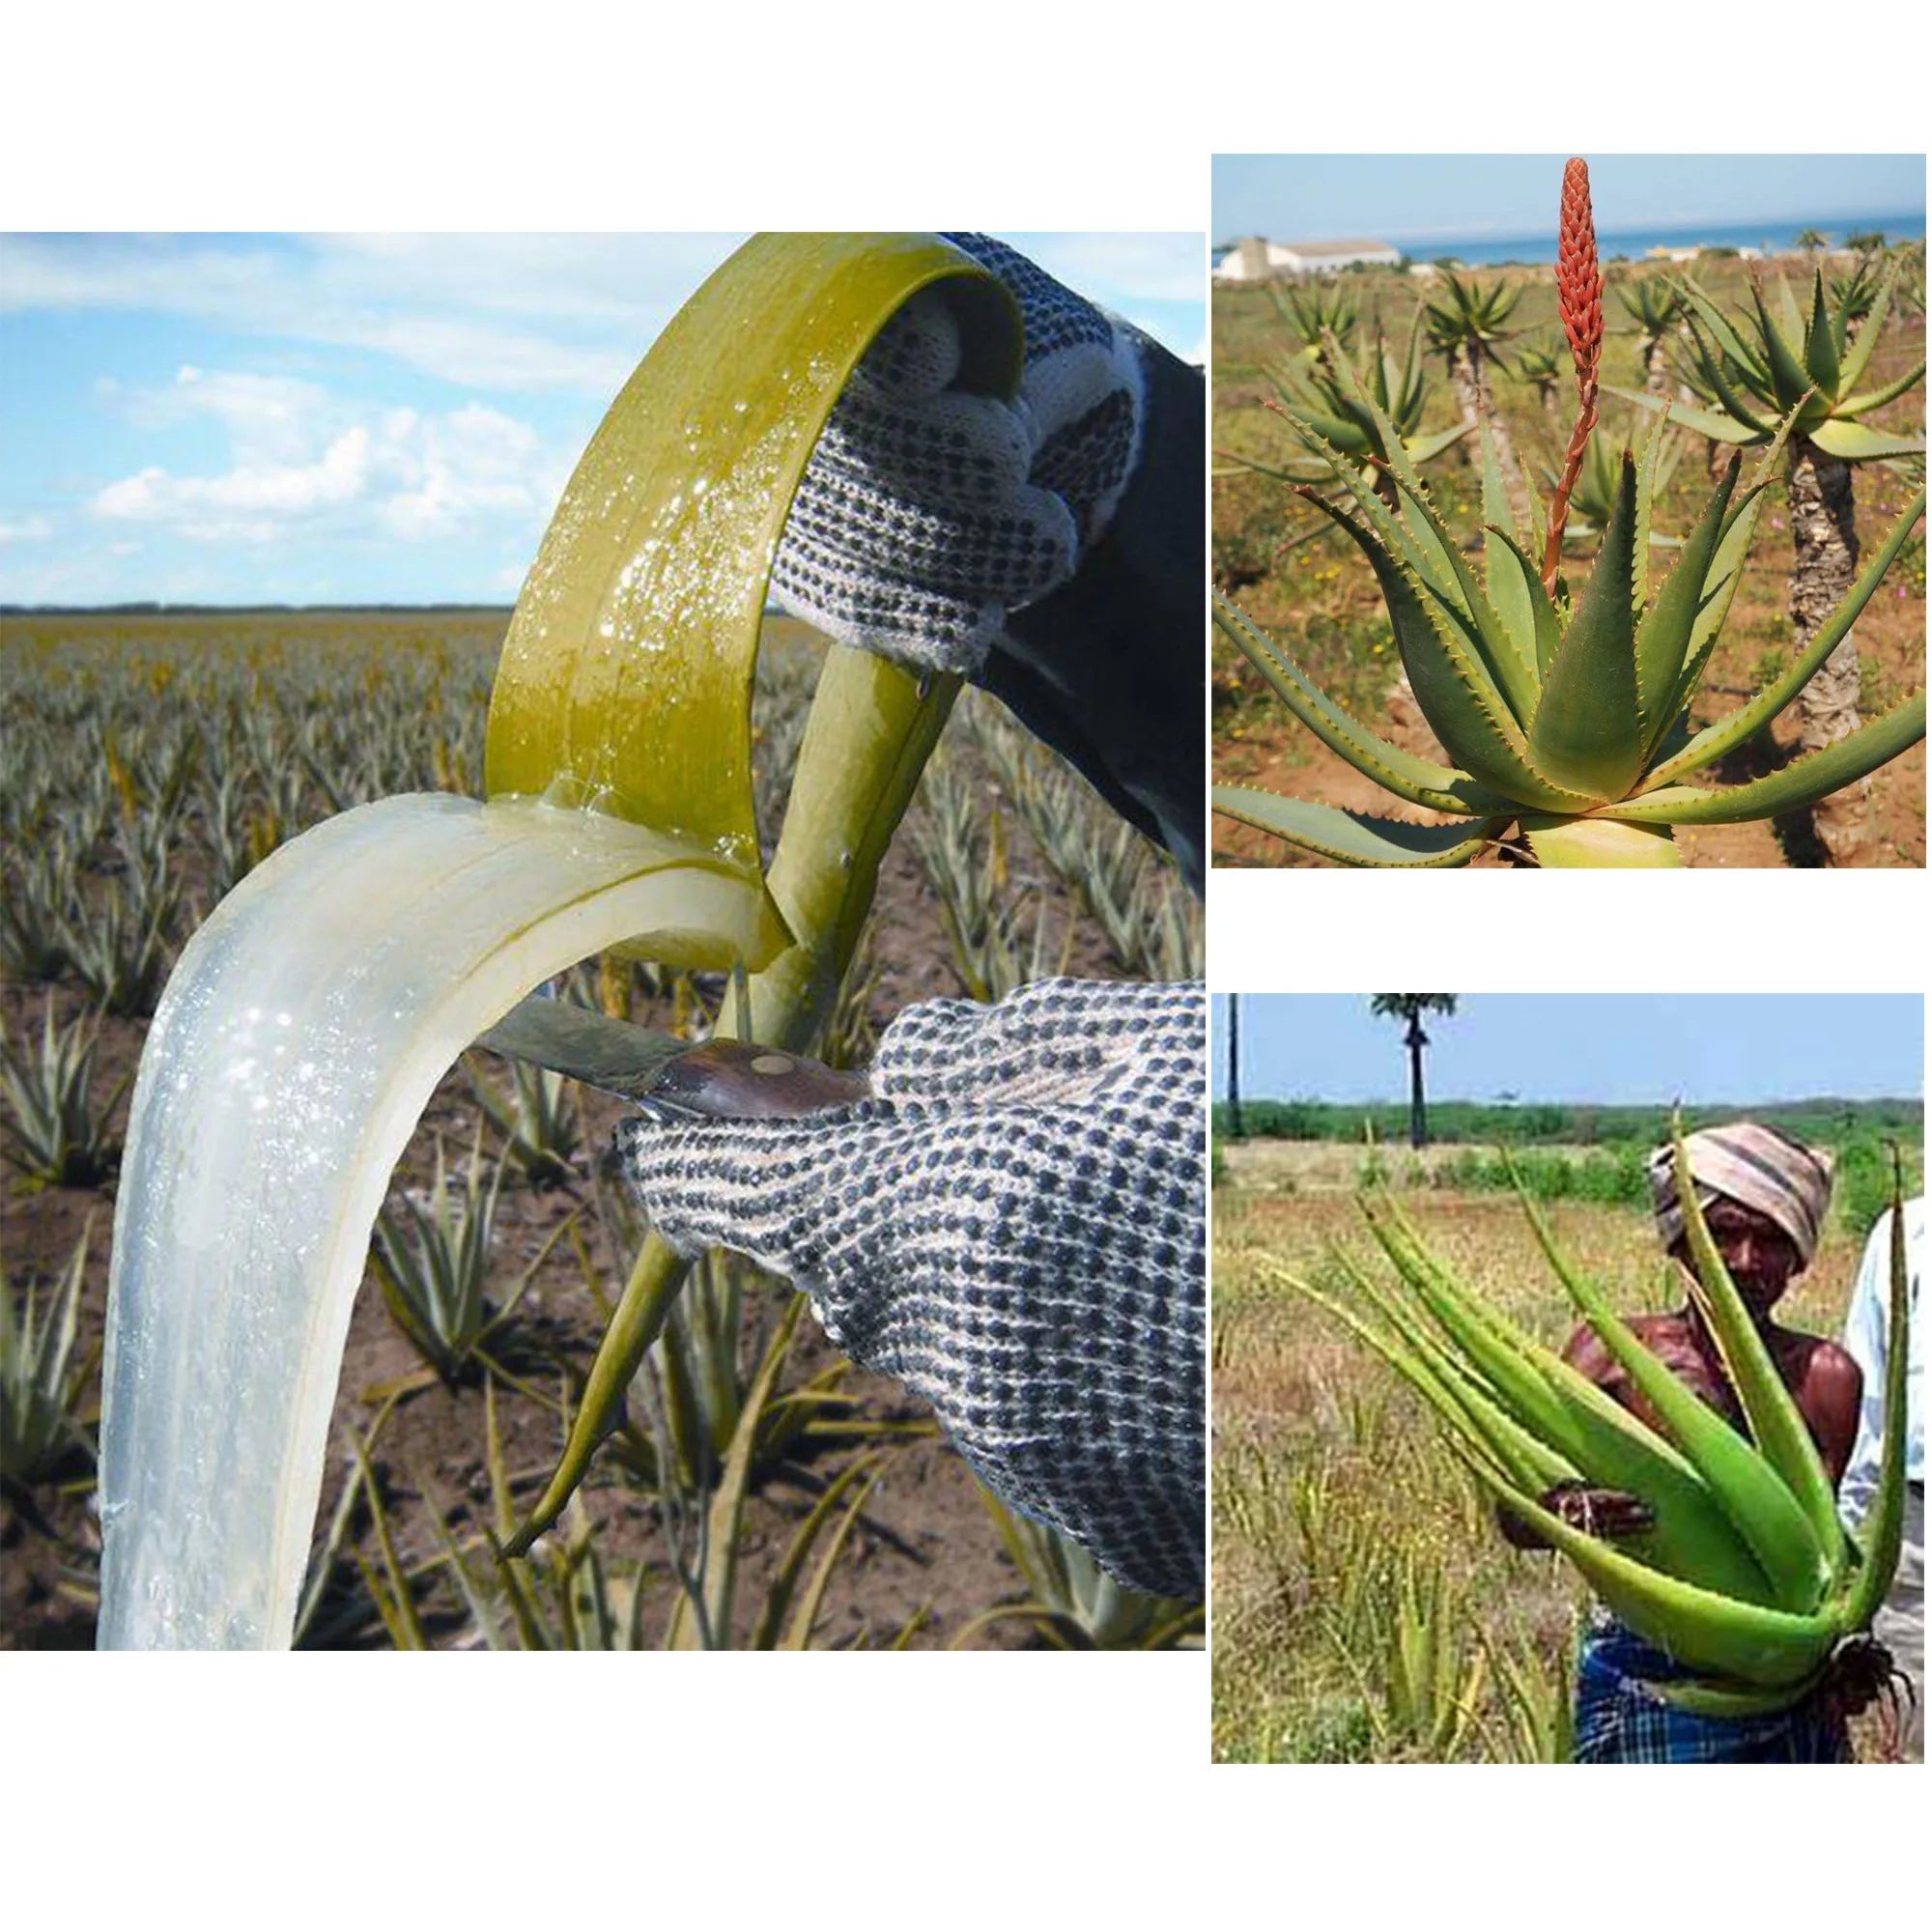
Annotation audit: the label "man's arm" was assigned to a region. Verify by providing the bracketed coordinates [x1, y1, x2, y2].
[1494, 1322, 1655, 1549]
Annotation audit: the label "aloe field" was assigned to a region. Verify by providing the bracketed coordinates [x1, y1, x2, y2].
[1211, 1138, 1922, 1761]
[0, 607, 1201, 1650]
[1212, 244, 1927, 867]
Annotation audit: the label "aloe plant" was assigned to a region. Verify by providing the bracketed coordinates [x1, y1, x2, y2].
[1544, 418, 1684, 553]
[1269, 281, 1359, 358]
[1423, 271, 1528, 523]
[1221, 318, 1469, 563]
[1615, 261, 1925, 861]
[1615, 278, 1682, 395]
[1214, 159, 1927, 868]
[1511, 334, 1565, 414]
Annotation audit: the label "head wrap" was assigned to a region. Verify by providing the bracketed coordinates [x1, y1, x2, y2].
[1647, 1122, 1833, 1264]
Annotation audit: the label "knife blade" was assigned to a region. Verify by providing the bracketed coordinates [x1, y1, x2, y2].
[473, 993, 870, 1122]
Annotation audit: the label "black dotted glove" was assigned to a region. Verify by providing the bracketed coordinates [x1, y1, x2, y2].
[770, 234, 1148, 678]
[616, 979, 1205, 1601]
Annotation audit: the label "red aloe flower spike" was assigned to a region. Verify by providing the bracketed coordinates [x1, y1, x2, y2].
[1542, 156, 1605, 594]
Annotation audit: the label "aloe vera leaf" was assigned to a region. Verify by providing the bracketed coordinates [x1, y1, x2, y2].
[1834, 357, 1929, 420]
[1406, 422, 1471, 466]
[1646, 487, 1926, 786]
[1211, 594, 1500, 813]
[1802, 270, 1842, 399]
[1210, 789, 1494, 867]
[509, 649, 962, 1552]
[1362, 1198, 1775, 1605]
[1664, 1119, 1846, 1579]
[1612, 693, 1927, 824]
[666, 1296, 803, 1649]
[1528, 453, 1647, 801]
[98, 797, 780, 1648]
[1674, 280, 1770, 388]
[1480, 424, 1541, 691]
[1336, 374, 1538, 723]
[1631, 410, 1666, 609]
[486, 233, 1018, 866]
[1833, 258, 1899, 398]
[1608, 385, 1766, 446]
[1482, 525, 1563, 682]
[1451, 1443, 1837, 1690]
[1749, 281, 1819, 421]
[1641, 1662, 1833, 1719]
[1840, 1152, 1913, 1631]
[1294, 493, 1583, 809]
[1270, 1258, 1571, 1496]
[1658, 403, 1806, 731]
[1520, 817, 1682, 867]
[1807, 417, 1928, 462]
[1633, 454, 1739, 754]
[1509, 1159, 1829, 1613]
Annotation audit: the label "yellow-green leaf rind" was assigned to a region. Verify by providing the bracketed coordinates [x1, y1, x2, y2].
[485, 233, 1021, 890]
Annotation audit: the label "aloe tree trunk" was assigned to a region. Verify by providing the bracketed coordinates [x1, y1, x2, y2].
[1454, 340, 1531, 528]
[1641, 334, 1668, 396]
[1787, 436, 1869, 865]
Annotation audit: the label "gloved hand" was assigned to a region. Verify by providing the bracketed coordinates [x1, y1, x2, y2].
[770, 233, 1147, 679]
[615, 978, 1205, 1602]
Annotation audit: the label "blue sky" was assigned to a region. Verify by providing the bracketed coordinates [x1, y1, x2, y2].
[1212, 154, 1926, 246]
[1211, 996, 1924, 1106]
[0, 232, 1203, 607]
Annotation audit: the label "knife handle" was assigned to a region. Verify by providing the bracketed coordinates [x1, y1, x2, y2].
[641, 1039, 871, 1122]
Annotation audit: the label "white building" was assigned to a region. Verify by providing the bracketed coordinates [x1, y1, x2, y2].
[1214, 237, 1403, 280]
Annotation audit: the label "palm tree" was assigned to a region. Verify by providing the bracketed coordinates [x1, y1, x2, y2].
[1370, 995, 1457, 1149]
[1423, 272, 1529, 523]
[1226, 993, 1244, 1140]
[1795, 228, 1831, 254]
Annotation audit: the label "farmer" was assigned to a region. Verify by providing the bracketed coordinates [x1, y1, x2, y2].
[1841, 1192, 1924, 1757]
[1501, 1122, 1866, 1760]
[621, 236, 1206, 1605]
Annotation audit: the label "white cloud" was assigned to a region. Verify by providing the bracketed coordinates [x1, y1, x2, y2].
[94, 427, 373, 541]
[0, 514, 53, 543]
[0, 234, 742, 395]
[1, 232, 1208, 391]
[89, 371, 563, 549]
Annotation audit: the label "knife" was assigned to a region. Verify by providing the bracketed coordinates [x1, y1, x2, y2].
[473, 993, 870, 1122]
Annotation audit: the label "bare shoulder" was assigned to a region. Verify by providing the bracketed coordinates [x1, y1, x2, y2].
[1796, 1334, 1863, 1407]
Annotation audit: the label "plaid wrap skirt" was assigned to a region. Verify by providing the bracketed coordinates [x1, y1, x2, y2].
[1574, 1613, 1850, 1763]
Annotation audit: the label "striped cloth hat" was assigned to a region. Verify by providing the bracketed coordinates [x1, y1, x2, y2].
[1647, 1122, 1834, 1264]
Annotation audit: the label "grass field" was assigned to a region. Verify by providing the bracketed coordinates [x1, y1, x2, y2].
[0, 607, 1200, 1651]
[1211, 1172, 1918, 1762]
[1211, 251, 1927, 867]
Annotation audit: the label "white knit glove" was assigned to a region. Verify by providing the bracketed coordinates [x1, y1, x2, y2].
[770, 234, 1148, 678]
[616, 979, 1205, 1602]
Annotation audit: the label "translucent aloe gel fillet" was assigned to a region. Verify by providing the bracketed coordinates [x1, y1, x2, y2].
[98, 235, 1021, 1648]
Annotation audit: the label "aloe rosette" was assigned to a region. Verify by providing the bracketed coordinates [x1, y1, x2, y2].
[1211, 375, 1928, 867]
[1615, 260, 1925, 464]
[1223, 314, 1468, 496]
[1268, 1124, 1912, 1716]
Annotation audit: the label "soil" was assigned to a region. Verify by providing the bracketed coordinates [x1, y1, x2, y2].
[1, 617, 1183, 1652]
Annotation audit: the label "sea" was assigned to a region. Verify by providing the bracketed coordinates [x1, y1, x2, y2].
[1211, 213, 1924, 270]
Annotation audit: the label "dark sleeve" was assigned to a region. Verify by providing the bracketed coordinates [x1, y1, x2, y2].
[978, 336, 1205, 896]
